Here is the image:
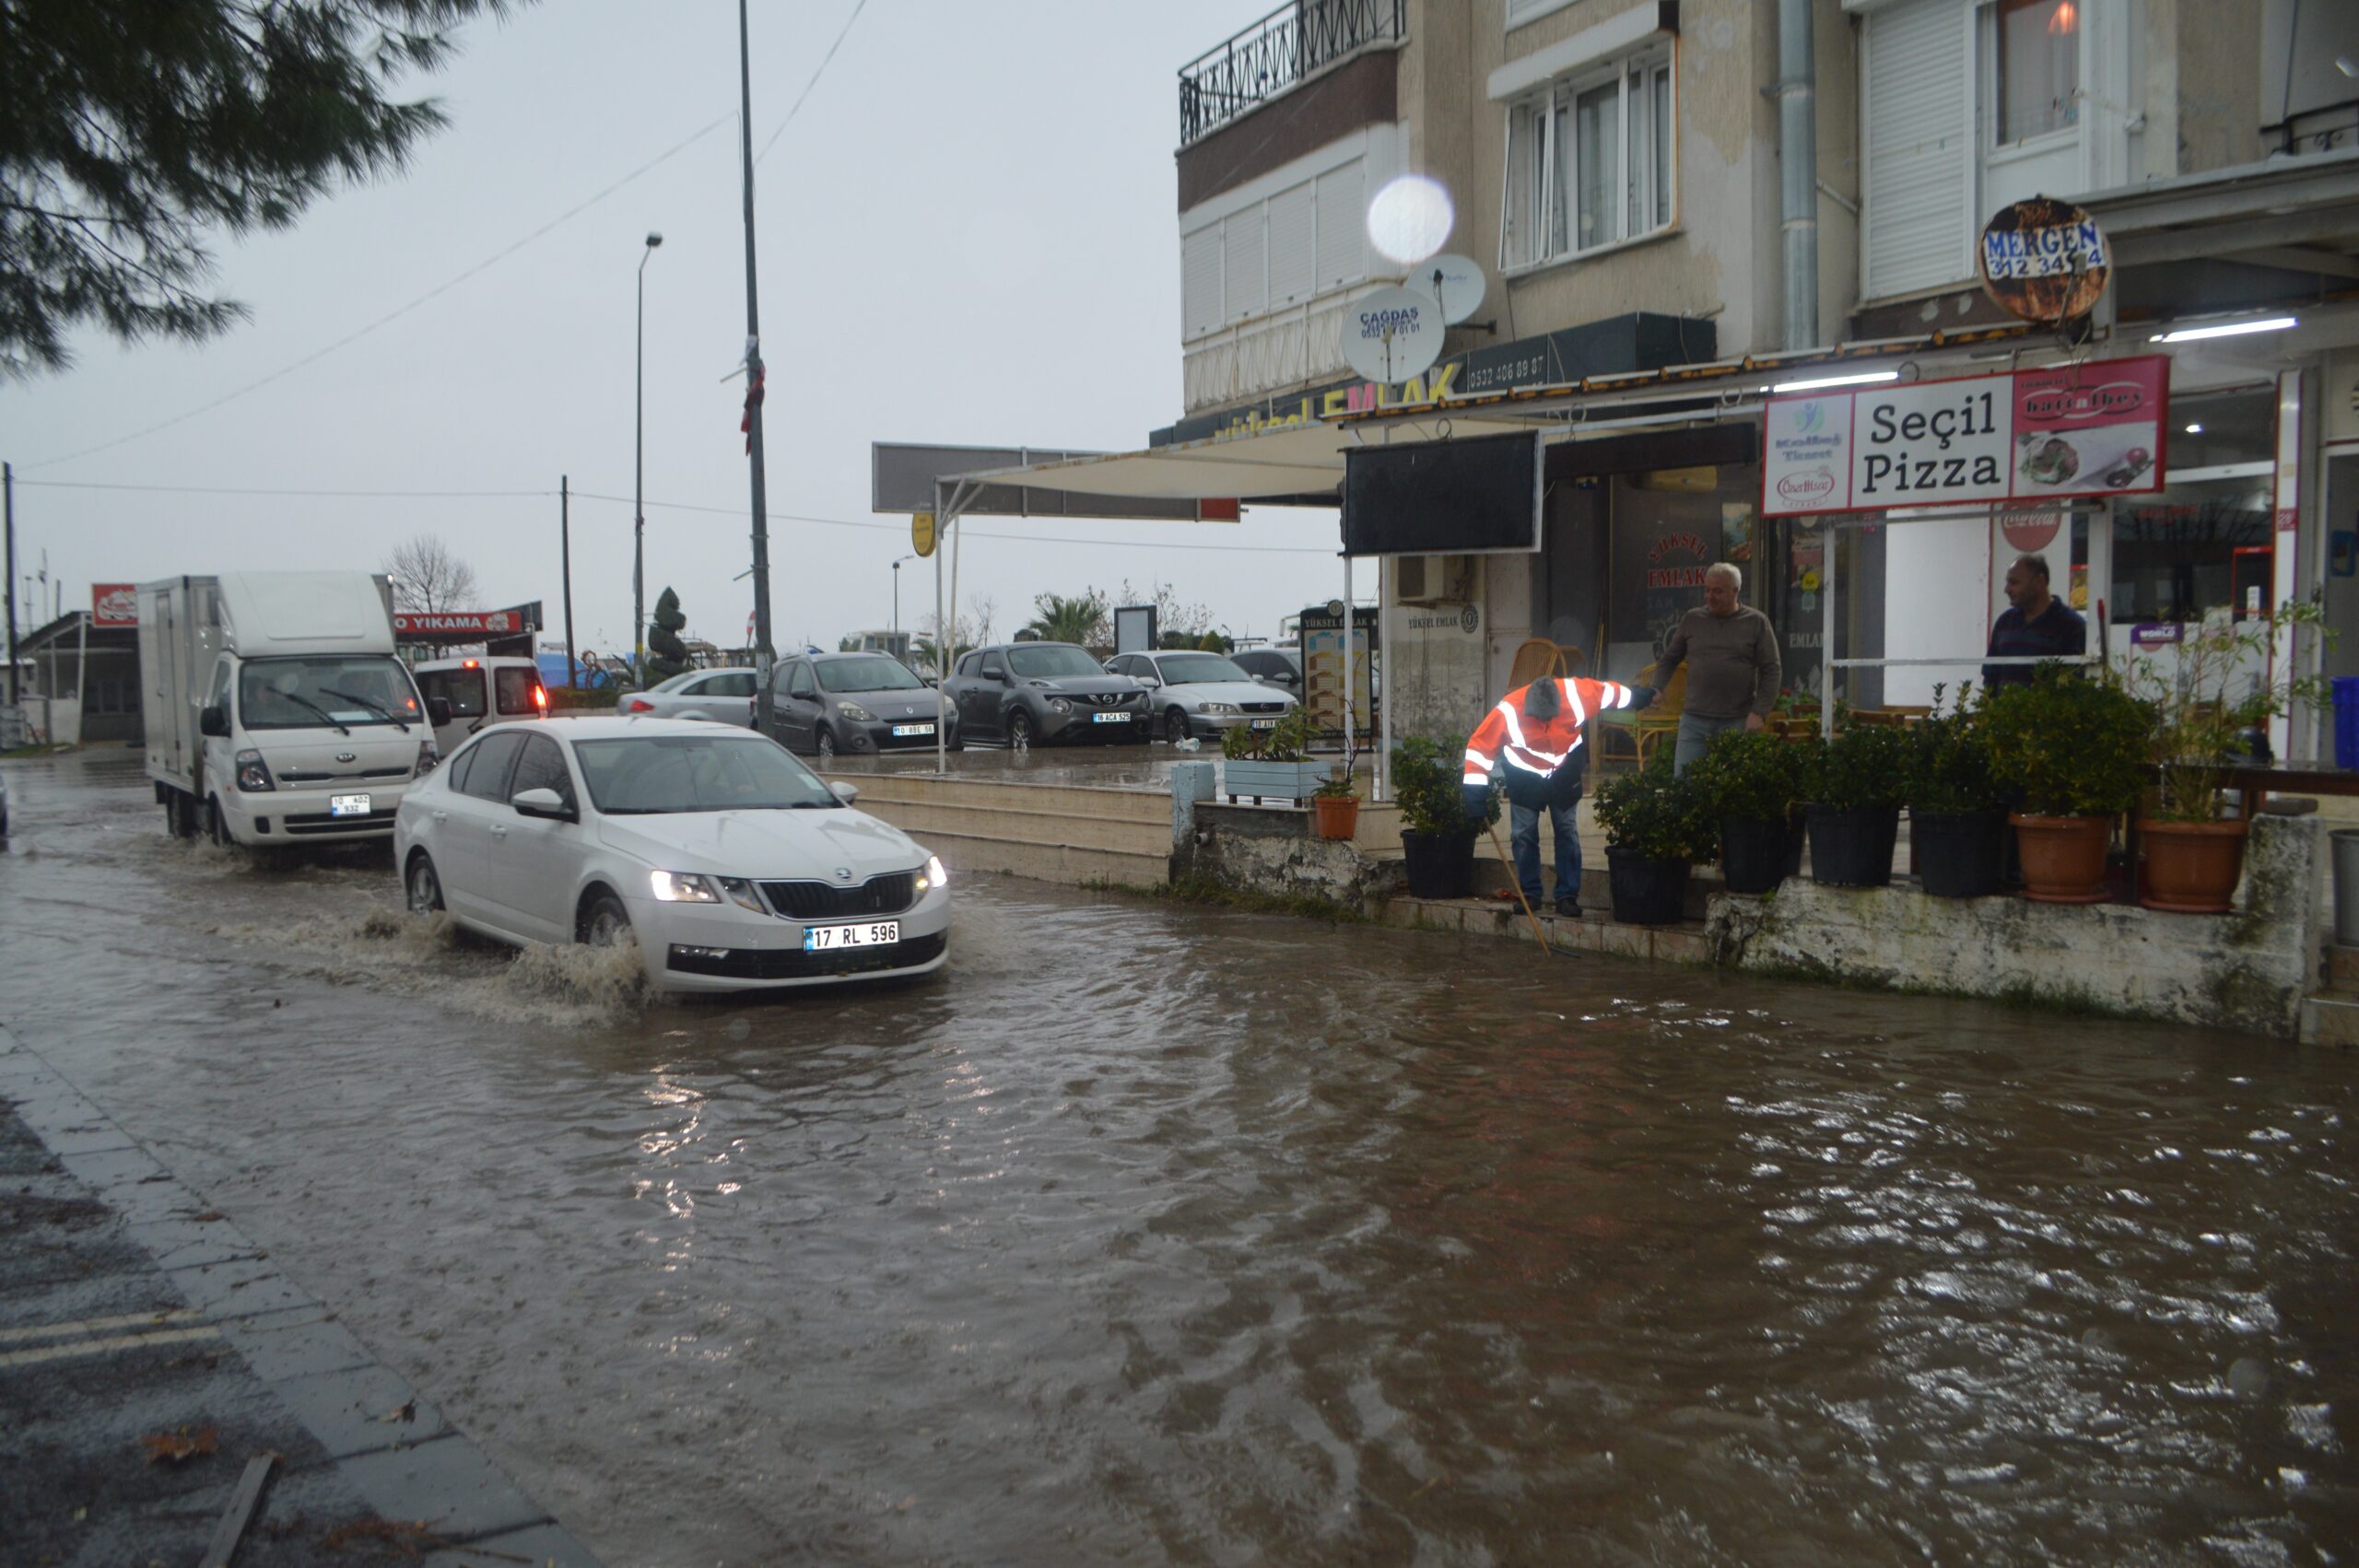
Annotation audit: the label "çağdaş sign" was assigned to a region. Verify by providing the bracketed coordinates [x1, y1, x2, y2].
[1978, 197, 2111, 324]
[1760, 356, 2167, 519]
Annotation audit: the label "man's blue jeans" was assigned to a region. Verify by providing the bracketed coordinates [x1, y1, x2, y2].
[1509, 796, 1581, 905]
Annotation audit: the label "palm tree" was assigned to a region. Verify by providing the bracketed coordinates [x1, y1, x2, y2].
[1023, 592, 1107, 647]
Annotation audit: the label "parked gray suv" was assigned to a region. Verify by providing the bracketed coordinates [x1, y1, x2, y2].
[939, 642, 1150, 748]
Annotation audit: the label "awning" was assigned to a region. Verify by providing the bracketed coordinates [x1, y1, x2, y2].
[955, 413, 1560, 503]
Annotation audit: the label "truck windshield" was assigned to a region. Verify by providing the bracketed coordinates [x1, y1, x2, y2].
[239, 658, 421, 731]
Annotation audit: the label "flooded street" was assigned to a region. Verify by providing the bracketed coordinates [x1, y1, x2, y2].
[2, 747, 2354, 1564]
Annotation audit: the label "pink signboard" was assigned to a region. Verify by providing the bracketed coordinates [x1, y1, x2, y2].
[1762, 355, 2169, 518]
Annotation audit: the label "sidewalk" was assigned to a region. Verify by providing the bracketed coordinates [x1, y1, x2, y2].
[0, 1025, 597, 1567]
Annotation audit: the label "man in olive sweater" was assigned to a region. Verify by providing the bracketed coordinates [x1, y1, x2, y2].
[1656, 562, 1782, 774]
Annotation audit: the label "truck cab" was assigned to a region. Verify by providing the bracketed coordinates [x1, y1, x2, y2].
[144, 572, 448, 848]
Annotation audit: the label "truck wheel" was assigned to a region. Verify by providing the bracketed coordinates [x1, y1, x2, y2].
[406, 853, 445, 914]
[206, 797, 233, 848]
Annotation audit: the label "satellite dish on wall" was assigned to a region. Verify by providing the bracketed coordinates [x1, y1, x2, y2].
[1415, 253, 1487, 325]
[1339, 286, 1444, 385]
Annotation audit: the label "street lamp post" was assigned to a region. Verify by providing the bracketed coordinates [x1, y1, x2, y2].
[891, 554, 916, 637]
[634, 230, 663, 679]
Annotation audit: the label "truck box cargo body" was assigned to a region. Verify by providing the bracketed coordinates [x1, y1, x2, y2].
[140, 572, 440, 847]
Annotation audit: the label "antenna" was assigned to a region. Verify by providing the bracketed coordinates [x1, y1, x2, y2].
[1340, 286, 1444, 385]
[1416, 253, 1488, 325]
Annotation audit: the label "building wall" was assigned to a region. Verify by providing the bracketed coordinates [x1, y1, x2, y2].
[2166, 0, 2265, 175]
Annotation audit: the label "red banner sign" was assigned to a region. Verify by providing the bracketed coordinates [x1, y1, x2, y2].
[92, 583, 137, 626]
[393, 610, 520, 637]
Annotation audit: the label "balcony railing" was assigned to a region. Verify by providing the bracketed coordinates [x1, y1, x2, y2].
[1178, 0, 1405, 148]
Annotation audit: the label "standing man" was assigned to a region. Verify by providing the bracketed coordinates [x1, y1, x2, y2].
[1657, 563, 1781, 774]
[1462, 673, 1655, 919]
[1982, 552, 2087, 686]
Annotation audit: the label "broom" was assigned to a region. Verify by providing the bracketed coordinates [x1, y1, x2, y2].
[1485, 816, 1563, 955]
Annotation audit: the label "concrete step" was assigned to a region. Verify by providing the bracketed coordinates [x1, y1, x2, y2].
[2327, 942, 2359, 994]
[912, 830, 1167, 888]
[2300, 992, 2359, 1047]
[866, 798, 1172, 857]
[835, 773, 1168, 821]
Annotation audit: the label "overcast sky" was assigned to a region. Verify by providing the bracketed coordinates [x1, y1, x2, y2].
[2, 0, 1369, 660]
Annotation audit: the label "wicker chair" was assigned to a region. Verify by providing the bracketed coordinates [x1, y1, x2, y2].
[1506, 638, 1567, 691]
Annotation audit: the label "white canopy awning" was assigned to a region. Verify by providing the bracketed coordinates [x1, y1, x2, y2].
[954, 413, 1558, 503]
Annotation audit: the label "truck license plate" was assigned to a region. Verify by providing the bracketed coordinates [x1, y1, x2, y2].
[804, 920, 898, 952]
[329, 793, 372, 818]
[1092, 711, 1130, 723]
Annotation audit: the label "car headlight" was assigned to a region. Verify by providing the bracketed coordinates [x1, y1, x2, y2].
[234, 749, 275, 792]
[836, 701, 875, 721]
[713, 875, 766, 913]
[413, 741, 439, 778]
[915, 853, 948, 893]
[1199, 702, 1240, 716]
[649, 871, 721, 903]
[1048, 697, 1074, 714]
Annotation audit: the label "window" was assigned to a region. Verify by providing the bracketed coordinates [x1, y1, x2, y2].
[509, 734, 574, 808]
[788, 664, 816, 699]
[493, 667, 539, 714]
[1995, 0, 2079, 145]
[458, 730, 527, 802]
[711, 673, 757, 697]
[420, 668, 487, 719]
[980, 651, 1006, 680]
[1500, 48, 1673, 271]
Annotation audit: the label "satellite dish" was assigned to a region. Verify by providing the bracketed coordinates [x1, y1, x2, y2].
[1339, 286, 1444, 385]
[1415, 253, 1486, 325]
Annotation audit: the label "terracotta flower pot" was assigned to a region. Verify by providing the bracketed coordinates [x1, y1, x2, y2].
[1311, 794, 1360, 841]
[2010, 813, 2111, 904]
[2138, 818, 2248, 913]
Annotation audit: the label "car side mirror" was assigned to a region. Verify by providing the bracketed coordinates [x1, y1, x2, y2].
[199, 704, 229, 738]
[829, 780, 860, 804]
[922, 675, 938, 687]
[427, 697, 453, 727]
[511, 787, 575, 822]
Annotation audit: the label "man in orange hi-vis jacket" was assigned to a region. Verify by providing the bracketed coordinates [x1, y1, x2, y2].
[1461, 673, 1656, 918]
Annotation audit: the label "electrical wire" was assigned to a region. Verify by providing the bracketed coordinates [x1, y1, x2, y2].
[755, 0, 870, 165]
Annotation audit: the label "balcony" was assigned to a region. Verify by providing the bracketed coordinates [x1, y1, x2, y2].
[1178, 0, 1406, 148]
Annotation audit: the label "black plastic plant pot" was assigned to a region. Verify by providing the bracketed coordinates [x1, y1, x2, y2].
[1912, 808, 2006, 898]
[1400, 829, 1480, 900]
[1606, 845, 1691, 925]
[1719, 817, 1791, 895]
[1804, 804, 1900, 887]
[1785, 813, 1808, 878]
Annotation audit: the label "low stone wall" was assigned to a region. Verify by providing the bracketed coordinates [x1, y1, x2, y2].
[1704, 816, 2328, 1037]
[1172, 802, 1406, 910]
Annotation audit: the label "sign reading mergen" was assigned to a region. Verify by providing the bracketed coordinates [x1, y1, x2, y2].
[1761, 355, 2168, 518]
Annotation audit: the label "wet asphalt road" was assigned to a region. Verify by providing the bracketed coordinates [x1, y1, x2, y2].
[1, 747, 2355, 1565]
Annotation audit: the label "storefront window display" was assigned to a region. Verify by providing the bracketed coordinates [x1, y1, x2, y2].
[2108, 386, 2276, 628]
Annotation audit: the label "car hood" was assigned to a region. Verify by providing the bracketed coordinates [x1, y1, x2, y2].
[594, 806, 921, 880]
[1161, 680, 1291, 706]
[1023, 677, 1143, 699]
[828, 691, 950, 721]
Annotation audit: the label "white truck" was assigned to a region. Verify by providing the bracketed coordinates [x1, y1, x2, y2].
[141, 572, 449, 848]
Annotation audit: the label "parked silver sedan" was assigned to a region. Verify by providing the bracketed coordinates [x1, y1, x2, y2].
[1104, 650, 1298, 743]
[618, 667, 758, 727]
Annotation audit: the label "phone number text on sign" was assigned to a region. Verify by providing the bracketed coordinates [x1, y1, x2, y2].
[1761, 356, 2168, 518]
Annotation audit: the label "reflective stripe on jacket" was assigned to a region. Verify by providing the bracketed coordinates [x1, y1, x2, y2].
[1461, 677, 1639, 789]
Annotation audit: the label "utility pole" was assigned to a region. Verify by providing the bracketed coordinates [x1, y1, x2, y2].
[3, 461, 15, 707]
[560, 475, 577, 687]
[738, 0, 776, 737]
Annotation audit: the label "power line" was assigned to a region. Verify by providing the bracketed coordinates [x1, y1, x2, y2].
[11, 476, 1340, 555]
[755, 0, 871, 165]
[24, 113, 736, 472]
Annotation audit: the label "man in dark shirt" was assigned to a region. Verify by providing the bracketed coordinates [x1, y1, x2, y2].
[1983, 552, 2087, 686]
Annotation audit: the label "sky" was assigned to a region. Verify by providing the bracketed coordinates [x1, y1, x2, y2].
[2, 0, 1370, 661]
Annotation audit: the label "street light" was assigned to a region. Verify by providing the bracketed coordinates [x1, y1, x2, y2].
[891, 554, 916, 636]
[634, 229, 663, 677]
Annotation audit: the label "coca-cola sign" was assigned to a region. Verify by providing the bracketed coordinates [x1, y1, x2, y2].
[92, 582, 137, 626]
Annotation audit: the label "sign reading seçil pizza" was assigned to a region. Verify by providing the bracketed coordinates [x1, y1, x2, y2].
[1760, 356, 2168, 519]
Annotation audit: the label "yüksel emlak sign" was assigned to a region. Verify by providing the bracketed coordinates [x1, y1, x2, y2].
[1760, 356, 2167, 518]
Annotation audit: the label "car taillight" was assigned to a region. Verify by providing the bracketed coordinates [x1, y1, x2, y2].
[623, 696, 651, 713]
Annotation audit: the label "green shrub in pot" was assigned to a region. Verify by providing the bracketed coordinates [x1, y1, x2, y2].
[1686, 729, 1810, 894]
[1591, 755, 1715, 863]
[1391, 734, 1498, 836]
[1806, 722, 1914, 810]
[1981, 666, 2151, 818]
[1906, 683, 2007, 898]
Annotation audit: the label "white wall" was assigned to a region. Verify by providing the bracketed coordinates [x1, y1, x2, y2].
[1882, 511, 1992, 705]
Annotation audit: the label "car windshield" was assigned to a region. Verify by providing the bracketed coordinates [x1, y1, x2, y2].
[1156, 653, 1251, 684]
[1006, 645, 1103, 680]
[239, 657, 420, 731]
[818, 657, 924, 694]
[572, 735, 839, 813]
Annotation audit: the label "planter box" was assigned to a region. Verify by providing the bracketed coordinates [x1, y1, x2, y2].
[1225, 759, 1323, 803]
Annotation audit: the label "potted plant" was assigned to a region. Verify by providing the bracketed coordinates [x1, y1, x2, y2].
[1222, 707, 1321, 802]
[1983, 665, 2152, 903]
[2118, 603, 2327, 912]
[1906, 683, 2006, 898]
[1802, 721, 1912, 887]
[1685, 728, 1808, 895]
[1310, 762, 1361, 841]
[1391, 734, 1496, 898]
[1592, 755, 1715, 923]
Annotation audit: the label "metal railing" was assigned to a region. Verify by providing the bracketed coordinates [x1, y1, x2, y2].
[1178, 0, 1405, 148]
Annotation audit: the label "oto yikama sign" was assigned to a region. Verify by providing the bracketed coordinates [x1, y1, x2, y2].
[1761, 356, 2166, 518]
[393, 610, 519, 636]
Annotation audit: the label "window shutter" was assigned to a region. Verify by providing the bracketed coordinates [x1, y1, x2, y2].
[1313, 160, 1365, 289]
[1181, 225, 1223, 338]
[1223, 206, 1267, 321]
[1862, 0, 1971, 298]
[1267, 181, 1316, 305]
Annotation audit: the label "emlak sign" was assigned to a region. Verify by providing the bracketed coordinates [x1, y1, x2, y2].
[1763, 356, 2166, 517]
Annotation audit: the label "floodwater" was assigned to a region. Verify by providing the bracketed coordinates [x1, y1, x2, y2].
[2, 748, 2354, 1565]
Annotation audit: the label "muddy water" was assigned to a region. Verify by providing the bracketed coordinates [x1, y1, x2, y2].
[2, 750, 2354, 1565]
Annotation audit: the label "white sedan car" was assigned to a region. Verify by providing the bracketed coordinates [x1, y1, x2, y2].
[393, 717, 948, 992]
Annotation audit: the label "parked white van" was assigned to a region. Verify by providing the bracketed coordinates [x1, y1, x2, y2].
[412, 655, 547, 759]
[140, 572, 448, 848]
